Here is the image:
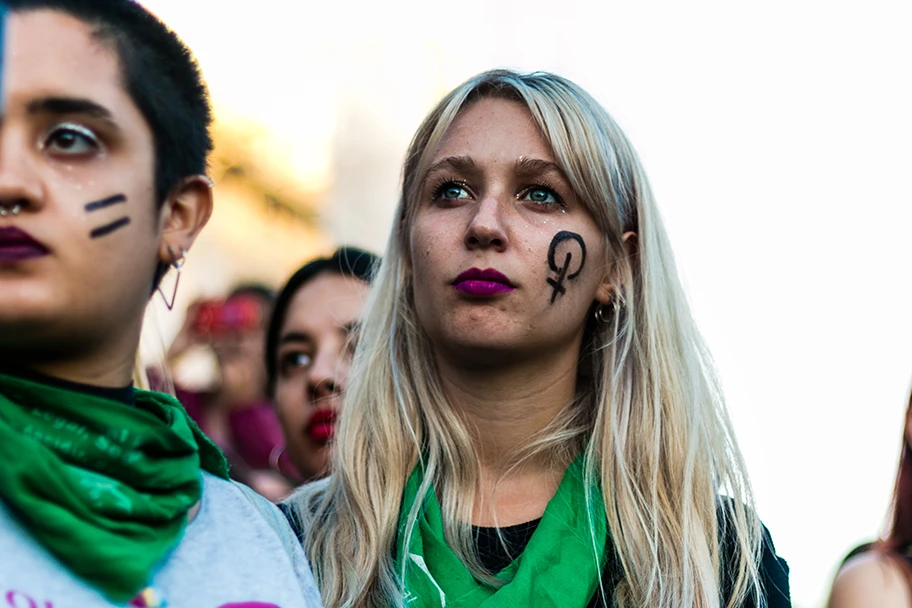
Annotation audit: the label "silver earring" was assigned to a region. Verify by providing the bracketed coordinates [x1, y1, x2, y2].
[594, 299, 618, 323]
[157, 247, 186, 311]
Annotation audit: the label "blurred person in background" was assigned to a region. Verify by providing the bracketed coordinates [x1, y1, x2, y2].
[827, 391, 912, 607]
[0, 0, 320, 606]
[165, 284, 294, 499]
[265, 247, 379, 483]
[287, 69, 790, 607]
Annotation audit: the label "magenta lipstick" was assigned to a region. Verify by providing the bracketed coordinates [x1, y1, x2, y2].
[452, 268, 515, 296]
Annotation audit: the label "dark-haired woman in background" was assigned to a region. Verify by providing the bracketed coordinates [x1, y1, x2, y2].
[164, 284, 297, 499]
[266, 247, 379, 481]
[828, 393, 912, 607]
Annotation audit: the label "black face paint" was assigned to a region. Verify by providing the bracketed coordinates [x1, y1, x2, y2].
[546, 231, 587, 304]
[90, 217, 131, 239]
[84, 193, 126, 212]
[85, 193, 130, 239]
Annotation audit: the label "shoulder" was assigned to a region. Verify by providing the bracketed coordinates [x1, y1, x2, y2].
[829, 552, 912, 608]
[284, 477, 333, 516]
[716, 502, 791, 607]
[202, 473, 296, 534]
[198, 474, 305, 564]
[200, 474, 324, 605]
[278, 477, 334, 537]
[756, 523, 791, 607]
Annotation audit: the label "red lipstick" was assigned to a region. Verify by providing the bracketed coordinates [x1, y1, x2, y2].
[452, 268, 515, 296]
[0, 227, 49, 263]
[305, 409, 337, 444]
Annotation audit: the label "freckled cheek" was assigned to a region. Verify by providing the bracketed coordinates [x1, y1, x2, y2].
[410, 236, 443, 291]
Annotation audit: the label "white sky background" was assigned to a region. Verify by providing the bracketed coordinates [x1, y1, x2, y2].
[143, 1, 912, 605]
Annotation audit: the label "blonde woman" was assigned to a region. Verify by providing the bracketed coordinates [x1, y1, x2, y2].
[287, 69, 790, 607]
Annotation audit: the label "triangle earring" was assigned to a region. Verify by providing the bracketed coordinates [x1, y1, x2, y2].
[156, 246, 186, 311]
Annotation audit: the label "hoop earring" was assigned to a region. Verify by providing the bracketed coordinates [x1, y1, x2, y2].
[156, 247, 186, 311]
[269, 443, 287, 474]
[594, 299, 618, 323]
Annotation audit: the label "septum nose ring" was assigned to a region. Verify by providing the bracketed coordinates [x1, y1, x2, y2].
[0, 203, 22, 216]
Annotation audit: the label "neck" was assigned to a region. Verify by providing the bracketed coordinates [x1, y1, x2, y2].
[435, 345, 583, 526]
[0, 334, 140, 389]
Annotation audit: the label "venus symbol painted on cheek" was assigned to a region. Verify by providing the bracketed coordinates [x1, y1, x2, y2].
[84, 194, 131, 239]
[546, 231, 587, 304]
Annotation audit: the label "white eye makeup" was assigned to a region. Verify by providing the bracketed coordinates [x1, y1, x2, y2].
[39, 122, 103, 157]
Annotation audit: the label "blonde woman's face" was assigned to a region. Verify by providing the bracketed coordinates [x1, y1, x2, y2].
[409, 97, 613, 364]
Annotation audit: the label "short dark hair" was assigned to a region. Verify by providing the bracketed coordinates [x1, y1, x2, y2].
[265, 247, 380, 395]
[7, 0, 213, 206]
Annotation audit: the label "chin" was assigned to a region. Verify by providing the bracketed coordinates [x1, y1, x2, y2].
[439, 336, 525, 367]
[0, 297, 60, 336]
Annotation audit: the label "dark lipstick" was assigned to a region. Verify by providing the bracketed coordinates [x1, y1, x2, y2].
[305, 409, 338, 444]
[0, 227, 49, 263]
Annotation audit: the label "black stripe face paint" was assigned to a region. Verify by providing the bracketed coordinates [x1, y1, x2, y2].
[546, 231, 587, 304]
[89, 217, 131, 239]
[84, 193, 130, 239]
[84, 193, 126, 212]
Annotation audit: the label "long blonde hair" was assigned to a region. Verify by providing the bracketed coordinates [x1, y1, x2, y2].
[290, 69, 764, 608]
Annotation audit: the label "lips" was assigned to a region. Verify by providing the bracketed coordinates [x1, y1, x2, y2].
[0, 227, 49, 263]
[305, 409, 337, 444]
[452, 267, 515, 296]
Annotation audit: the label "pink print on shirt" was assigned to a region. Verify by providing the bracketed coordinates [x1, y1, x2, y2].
[3, 591, 281, 608]
[5, 589, 54, 608]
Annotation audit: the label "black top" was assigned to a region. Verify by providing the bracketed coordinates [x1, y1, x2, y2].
[473, 515, 791, 608]
[0, 362, 135, 405]
[279, 502, 791, 607]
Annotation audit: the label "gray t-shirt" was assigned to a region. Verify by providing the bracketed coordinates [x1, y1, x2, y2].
[0, 472, 323, 607]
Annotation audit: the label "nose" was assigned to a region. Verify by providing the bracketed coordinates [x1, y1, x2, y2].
[464, 192, 507, 252]
[0, 131, 44, 216]
[306, 348, 342, 407]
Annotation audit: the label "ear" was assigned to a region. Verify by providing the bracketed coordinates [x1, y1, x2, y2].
[157, 175, 214, 264]
[594, 231, 637, 305]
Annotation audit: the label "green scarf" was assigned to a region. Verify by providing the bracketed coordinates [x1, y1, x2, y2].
[0, 372, 229, 602]
[396, 454, 608, 608]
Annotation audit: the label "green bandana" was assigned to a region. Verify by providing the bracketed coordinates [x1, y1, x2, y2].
[396, 454, 608, 608]
[0, 372, 229, 602]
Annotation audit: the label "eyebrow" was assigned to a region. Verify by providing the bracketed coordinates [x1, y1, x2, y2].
[278, 331, 313, 347]
[26, 96, 119, 129]
[514, 157, 569, 181]
[425, 155, 480, 177]
[425, 155, 568, 182]
[279, 320, 359, 346]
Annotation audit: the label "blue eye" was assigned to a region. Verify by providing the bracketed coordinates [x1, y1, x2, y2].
[42, 123, 102, 156]
[433, 181, 471, 201]
[521, 186, 563, 208]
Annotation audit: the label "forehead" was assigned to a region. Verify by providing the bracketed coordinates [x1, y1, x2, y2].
[282, 273, 369, 335]
[5, 10, 130, 112]
[431, 97, 553, 164]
